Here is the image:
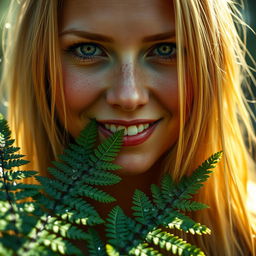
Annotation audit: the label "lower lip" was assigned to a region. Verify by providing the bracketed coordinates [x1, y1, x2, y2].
[98, 122, 160, 146]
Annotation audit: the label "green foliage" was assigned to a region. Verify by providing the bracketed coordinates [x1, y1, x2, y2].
[103, 152, 222, 256]
[0, 114, 223, 255]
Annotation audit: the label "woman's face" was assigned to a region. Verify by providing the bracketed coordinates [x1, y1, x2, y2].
[58, 0, 191, 175]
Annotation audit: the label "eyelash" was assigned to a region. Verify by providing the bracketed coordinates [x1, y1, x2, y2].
[66, 42, 177, 63]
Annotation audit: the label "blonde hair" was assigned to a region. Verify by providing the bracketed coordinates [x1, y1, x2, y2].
[1, 0, 256, 255]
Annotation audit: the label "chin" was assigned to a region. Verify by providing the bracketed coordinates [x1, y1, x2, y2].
[113, 154, 156, 176]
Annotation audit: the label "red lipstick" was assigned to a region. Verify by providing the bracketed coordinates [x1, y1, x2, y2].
[97, 119, 161, 146]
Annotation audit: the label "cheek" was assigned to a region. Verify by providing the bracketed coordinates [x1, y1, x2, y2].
[150, 69, 193, 118]
[150, 69, 179, 113]
[60, 65, 103, 114]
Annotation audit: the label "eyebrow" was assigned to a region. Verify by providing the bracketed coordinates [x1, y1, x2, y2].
[142, 31, 175, 42]
[59, 29, 175, 43]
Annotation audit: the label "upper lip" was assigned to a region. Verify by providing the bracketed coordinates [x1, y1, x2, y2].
[96, 118, 161, 126]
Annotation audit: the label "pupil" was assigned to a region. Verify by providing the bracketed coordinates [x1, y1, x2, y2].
[81, 45, 95, 55]
[160, 45, 170, 54]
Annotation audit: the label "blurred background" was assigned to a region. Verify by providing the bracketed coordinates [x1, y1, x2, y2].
[0, 0, 256, 120]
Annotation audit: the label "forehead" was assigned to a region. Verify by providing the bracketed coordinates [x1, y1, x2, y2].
[60, 0, 175, 42]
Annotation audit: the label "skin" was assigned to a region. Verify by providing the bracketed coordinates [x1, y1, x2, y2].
[58, 0, 192, 219]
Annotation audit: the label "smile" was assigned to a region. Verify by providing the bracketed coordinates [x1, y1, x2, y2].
[97, 119, 162, 146]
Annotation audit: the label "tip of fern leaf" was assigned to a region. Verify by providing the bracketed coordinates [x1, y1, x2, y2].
[0, 113, 4, 120]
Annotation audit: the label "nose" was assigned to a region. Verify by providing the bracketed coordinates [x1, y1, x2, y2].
[106, 61, 149, 111]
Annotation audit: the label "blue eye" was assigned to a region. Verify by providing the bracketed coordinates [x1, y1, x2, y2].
[69, 43, 105, 60]
[151, 43, 177, 59]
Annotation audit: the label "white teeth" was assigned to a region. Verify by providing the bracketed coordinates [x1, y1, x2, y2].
[117, 125, 125, 131]
[110, 124, 117, 132]
[123, 127, 128, 135]
[137, 124, 144, 133]
[104, 123, 151, 136]
[116, 125, 128, 135]
[127, 125, 138, 136]
[144, 124, 149, 129]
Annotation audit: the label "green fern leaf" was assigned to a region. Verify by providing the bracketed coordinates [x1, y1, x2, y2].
[36, 176, 68, 192]
[2, 153, 25, 160]
[166, 212, 211, 235]
[47, 167, 73, 184]
[95, 161, 122, 171]
[86, 228, 107, 256]
[105, 206, 130, 247]
[71, 184, 116, 203]
[146, 229, 205, 256]
[11, 183, 40, 190]
[1, 146, 20, 154]
[0, 234, 24, 253]
[58, 153, 84, 170]
[41, 233, 83, 255]
[106, 244, 120, 256]
[129, 243, 161, 256]
[3, 159, 30, 169]
[83, 170, 121, 186]
[175, 152, 223, 199]
[89, 129, 123, 163]
[151, 184, 165, 210]
[0, 243, 13, 256]
[51, 160, 78, 177]
[161, 174, 175, 200]
[132, 190, 156, 225]
[172, 199, 209, 211]
[14, 189, 40, 201]
[4, 170, 38, 181]
[45, 217, 88, 239]
[62, 147, 88, 165]
[59, 210, 103, 226]
[75, 119, 98, 152]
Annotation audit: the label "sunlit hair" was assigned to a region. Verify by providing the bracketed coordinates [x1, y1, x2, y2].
[1, 0, 66, 174]
[1, 0, 255, 255]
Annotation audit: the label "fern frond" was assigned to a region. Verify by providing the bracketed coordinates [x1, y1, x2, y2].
[89, 129, 124, 164]
[165, 213, 211, 235]
[75, 119, 98, 152]
[50, 160, 77, 177]
[2, 159, 30, 169]
[172, 199, 209, 212]
[44, 217, 88, 239]
[40, 232, 83, 255]
[58, 210, 100, 225]
[58, 153, 85, 171]
[4, 170, 38, 181]
[47, 167, 73, 184]
[95, 162, 122, 171]
[175, 152, 223, 200]
[106, 244, 120, 256]
[86, 228, 107, 256]
[105, 206, 130, 247]
[160, 174, 175, 200]
[36, 176, 68, 194]
[146, 229, 205, 256]
[2, 153, 25, 160]
[0, 114, 221, 256]
[71, 184, 116, 203]
[129, 243, 161, 256]
[84, 170, 121, 185]
[132, 190, 156, 225]
[151, 184, 165, 210]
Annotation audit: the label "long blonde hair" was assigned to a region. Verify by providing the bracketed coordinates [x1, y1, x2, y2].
[1, 0, 256, 255]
